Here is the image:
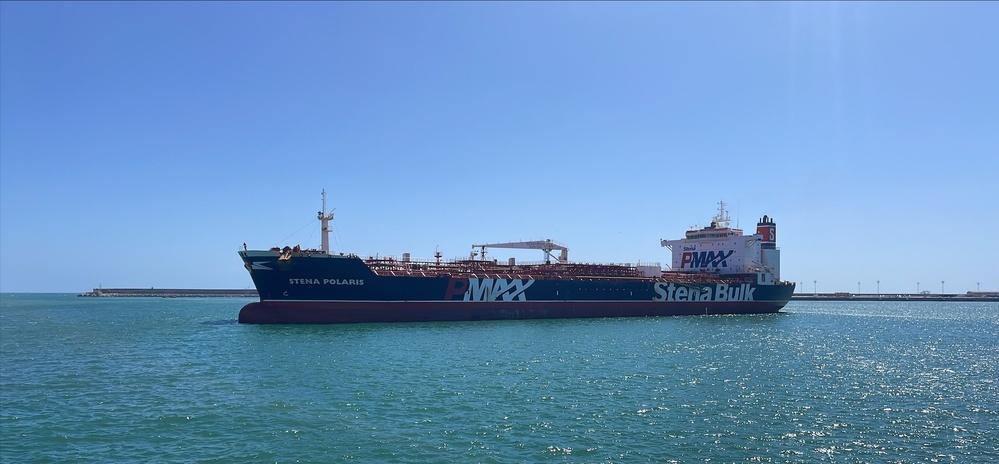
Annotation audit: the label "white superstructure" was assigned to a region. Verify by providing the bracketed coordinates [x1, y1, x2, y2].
[660, 202, 781, 283]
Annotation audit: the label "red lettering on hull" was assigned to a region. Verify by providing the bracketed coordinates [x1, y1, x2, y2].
[444, 278, 469, 300]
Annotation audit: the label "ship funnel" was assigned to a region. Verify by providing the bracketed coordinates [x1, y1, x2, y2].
[756, 215, 776, 249]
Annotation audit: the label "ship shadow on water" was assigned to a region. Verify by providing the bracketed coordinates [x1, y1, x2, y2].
[225, 311, 790, 333]
[200, 319, 239, 326]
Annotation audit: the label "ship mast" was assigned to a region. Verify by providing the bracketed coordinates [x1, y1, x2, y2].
[318, 190, 335, 253]
[713, 200, 731, 229]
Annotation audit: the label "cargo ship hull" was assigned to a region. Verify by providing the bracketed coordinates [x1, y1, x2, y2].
[236, 194, 794, 324]
[238, 299, 791, 324]
[237, 253, 794, 324]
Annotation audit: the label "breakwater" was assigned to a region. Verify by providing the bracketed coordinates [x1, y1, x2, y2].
[78, 288, 999, 301]
[77, 288, 996, 301]
[78, 288, 257, 298]
[793, 292, 998, 302]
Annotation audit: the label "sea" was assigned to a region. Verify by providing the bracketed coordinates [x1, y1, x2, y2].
[1, 295, 997, 463]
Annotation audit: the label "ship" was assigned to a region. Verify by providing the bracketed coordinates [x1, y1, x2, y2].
[237, 192, 795, 324]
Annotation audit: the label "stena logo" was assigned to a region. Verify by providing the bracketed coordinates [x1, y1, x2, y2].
[654, 283, 756, 302]
[680, 250, 735, 269]
[444, 278, 535, 301]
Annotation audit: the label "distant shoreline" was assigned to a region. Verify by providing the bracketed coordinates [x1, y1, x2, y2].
[73, 287, 997, 302]
[78, 288, 258, 298]
[793, 293, 998, 302]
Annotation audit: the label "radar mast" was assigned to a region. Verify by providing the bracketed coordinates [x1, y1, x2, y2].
[319, 190, 335, 253]
[712, 200, 731, 229]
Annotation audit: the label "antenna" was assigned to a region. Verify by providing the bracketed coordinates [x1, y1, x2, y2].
[713, 200, 731, 228]
[318, 190, 335, 253]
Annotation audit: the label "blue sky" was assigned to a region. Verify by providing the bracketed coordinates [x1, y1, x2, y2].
[2, 2, 997, 294]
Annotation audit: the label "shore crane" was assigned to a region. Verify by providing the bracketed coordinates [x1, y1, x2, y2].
[471, 239, 569, 264]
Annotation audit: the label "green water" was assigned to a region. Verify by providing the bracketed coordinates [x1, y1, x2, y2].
[2, 294, 997, 462]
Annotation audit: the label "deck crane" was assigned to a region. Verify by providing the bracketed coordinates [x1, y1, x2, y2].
[471, 239, 569, 264]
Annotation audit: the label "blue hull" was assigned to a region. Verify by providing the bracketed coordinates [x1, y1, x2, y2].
[238, 300, 789, 324]
[238, 251, 795, 324]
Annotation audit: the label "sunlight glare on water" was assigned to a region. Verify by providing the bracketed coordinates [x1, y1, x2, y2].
[1, 295, 997, 462]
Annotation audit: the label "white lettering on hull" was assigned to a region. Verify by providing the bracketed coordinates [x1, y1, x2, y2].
[653, 283, 756, 302]
[465, 278, 534, 301]
[289, 278, 365, 285]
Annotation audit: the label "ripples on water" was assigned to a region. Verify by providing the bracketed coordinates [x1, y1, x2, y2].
[1, 295, 997, 462]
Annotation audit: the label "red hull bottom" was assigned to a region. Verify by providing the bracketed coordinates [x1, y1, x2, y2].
[238, 300, 787, 324]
